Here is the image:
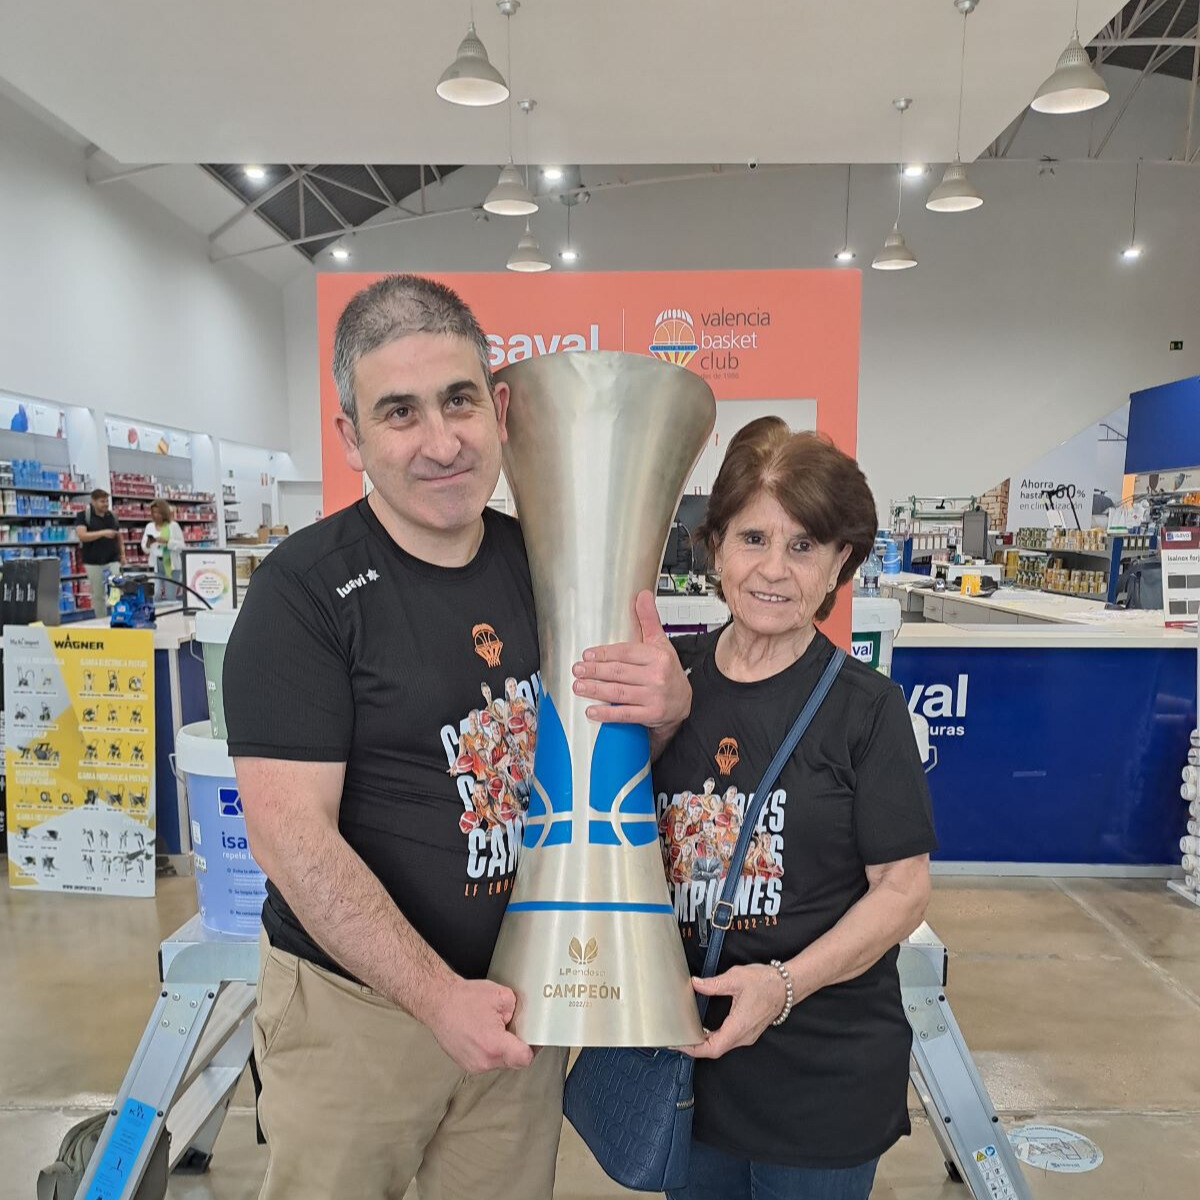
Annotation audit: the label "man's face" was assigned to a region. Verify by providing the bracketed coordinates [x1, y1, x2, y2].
[92, 496, 110, 517]
[335, 332, 509, 543]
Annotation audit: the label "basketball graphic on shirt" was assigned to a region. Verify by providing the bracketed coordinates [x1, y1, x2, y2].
[472, 623, 503, 668]
[715, 736, 740, 775]
[649, 308, 699, 368]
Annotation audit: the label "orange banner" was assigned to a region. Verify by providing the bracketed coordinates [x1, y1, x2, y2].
[316, 270, 861, 644]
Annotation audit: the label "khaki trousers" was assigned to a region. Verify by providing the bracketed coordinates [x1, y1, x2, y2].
[253, 937, 568, 1200]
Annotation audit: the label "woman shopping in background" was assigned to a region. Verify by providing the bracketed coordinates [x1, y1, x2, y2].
[650, 418, 937, 1200]
[141, 498, 185, 600]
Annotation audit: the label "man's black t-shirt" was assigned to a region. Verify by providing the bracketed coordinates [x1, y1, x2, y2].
[653, 627, 937, 1169]
[223, 500, 541, 981]
[77, 507, 121, 565]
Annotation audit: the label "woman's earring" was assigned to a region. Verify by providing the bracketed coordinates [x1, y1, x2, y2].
[827, 582, 835, 593]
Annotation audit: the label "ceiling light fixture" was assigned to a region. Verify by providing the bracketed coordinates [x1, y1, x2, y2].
[483, 5, 538, 216]
[903, 163, 928, 178]
[560, 203, 579, 264]
[330, 242, 351, 262]
[874, 100, 919, 271]
[928, 0, 984, 213]
[542, 166, 564, 182]
[243, 165, 266, 181]
[1121, 161, 1142, 261]
[835, 165, 855, 263]
[507, 220, 551, 271]
[436, 1, 509, 107]
[1031, 0, 1109, 114]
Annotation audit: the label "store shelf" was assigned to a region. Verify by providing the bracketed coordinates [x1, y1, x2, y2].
[0, 511, 84, 520]
[1041, 588, 1107, 601]
[1, 485, 92, 496]
[0, 540, 77, 547]
[176, 518, 217, 525]
[61, 573, 87, 580]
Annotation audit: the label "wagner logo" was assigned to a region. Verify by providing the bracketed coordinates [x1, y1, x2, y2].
[569, 936, 598, 965]
[472, 623, 503, 668]
[52, 636, 104, 651]
[649, 309, 699, 367]
[715, 736, 740, 776]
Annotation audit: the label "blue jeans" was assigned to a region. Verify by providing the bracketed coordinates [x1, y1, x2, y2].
[667, 1139, 879, 1200]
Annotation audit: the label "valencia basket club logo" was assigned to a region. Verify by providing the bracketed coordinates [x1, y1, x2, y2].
[472, 623, 503, 668]
[715, 736, 740, 776]
[649, 308, 699, 368]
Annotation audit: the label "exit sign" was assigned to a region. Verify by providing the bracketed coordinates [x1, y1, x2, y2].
[1170, 340, 1183, 351]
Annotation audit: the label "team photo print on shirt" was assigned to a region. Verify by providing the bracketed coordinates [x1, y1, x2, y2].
[439, 650, 540, 899]
[657, 736, 787, 942]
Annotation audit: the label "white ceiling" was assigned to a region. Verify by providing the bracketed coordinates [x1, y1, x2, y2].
[0, 0, 1122, 167]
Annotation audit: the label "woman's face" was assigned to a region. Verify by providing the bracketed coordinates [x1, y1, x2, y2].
[714, 491, 851, 641]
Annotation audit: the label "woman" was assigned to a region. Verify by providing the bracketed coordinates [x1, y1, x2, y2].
[653, 419, 936, 1200]
[141, 499, 185, 600]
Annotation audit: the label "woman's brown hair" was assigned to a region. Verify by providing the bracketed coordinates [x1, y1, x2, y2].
[149, 498, 174, 523]
[697, 419, 878, 621]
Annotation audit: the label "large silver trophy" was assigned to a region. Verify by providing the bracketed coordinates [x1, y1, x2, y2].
[488, 351, 714, 1047]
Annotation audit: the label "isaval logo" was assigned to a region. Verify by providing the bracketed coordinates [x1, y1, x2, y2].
[218, 788, 244, 818]
[715, 736, 740, 776]
[649, 309, 699, 367]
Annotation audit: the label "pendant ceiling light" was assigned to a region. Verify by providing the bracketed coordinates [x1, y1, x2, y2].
[507, 220, 551, 271]
[834, 164, 855, 262]
[873, 99, 919, 271]
[436, 4, 509, 108]
[1031, 0, 1108, 115]
[1121, 160, 1143, 261]
[483, 3, 538, 216]
[928, 0, 984, 213]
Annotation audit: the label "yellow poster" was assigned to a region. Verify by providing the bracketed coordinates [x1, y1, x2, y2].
[5, 626, 155, 896]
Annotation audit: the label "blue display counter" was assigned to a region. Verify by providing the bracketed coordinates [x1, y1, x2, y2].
[893, 620, 1197, 869]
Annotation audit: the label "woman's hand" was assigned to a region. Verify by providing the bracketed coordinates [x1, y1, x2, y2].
[678, 965, 788, 1059]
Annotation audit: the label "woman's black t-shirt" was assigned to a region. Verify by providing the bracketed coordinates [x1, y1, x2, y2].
[653, 627, 937, 1168]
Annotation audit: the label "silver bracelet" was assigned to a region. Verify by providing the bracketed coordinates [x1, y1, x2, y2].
[769, 959, 794, 1026]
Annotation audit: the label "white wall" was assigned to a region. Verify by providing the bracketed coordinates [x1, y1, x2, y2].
[282, 70, 1200, 524]
[0, 89, 289, 451]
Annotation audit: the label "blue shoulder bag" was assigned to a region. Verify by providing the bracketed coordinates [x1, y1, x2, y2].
[563, 648, 847, 1193]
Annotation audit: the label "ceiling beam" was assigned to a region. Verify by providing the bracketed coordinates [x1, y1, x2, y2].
[207, 166, 306, 245]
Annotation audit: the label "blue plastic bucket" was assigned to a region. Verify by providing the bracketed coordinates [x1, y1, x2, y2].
[176, 721, 266, 936]
[882, 538, 902, 574]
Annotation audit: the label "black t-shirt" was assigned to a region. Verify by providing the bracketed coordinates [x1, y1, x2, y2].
[77, 507, 120, 565]
[223, 500, 541, 981]
[653, 628, 937, 1169]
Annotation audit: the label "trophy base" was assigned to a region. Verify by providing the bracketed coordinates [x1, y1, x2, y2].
[488, 906, 705, 1047]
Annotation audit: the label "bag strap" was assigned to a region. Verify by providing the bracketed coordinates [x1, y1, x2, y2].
[695, 646, 846, 1014]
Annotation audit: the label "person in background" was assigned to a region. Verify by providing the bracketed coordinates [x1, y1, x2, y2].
[141, 498, 184, 600]
[74, 488, 123, 618]
[649, 418, 937, 1200]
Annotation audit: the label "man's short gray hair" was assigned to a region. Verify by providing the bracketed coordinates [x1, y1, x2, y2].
[331, 274, 493, 428]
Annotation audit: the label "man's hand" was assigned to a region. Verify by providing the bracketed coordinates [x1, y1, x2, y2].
[424, 979, 535, 1074]
[104, 529, 119, 539]
[572, 591, 691, 737]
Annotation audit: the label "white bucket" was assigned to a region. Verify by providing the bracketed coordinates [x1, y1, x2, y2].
[195, 610, 239, 740]
[176, 721, 266, 935]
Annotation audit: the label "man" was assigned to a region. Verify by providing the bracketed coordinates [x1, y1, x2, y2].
[223, 274, 691, 1200]
[75, 489, 124, 618]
